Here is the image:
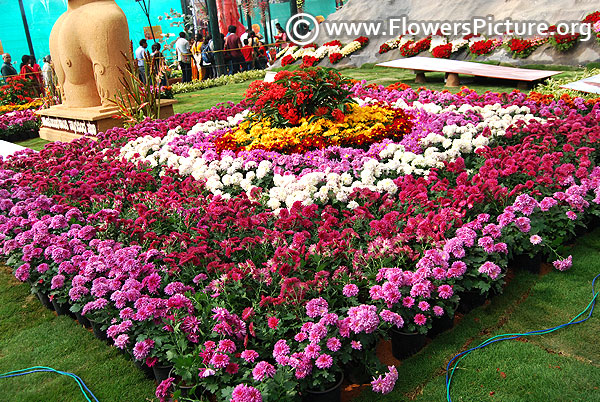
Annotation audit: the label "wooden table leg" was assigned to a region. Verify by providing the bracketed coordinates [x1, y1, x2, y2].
[517, 81, 529, 91]
[445, 73, 460, 87]
[414, 70, 427, 84]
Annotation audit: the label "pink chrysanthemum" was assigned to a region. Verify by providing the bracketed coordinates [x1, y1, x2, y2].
[315, 353, 333, 369]
[343, 283, 359, 297]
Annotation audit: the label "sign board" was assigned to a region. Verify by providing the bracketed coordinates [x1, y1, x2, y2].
[144, 26, 163, 41]
[40, 116, 98, 136]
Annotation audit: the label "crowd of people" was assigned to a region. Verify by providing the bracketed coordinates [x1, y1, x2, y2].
[1, 22, 292, 93]
[134, 23, 290, 85]
[1, 53, 54, 95]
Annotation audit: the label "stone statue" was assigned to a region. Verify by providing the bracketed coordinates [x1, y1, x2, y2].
[49, 0, 130, 108]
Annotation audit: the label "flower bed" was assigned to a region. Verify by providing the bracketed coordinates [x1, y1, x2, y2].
[280, 38, 368, 67]
[0, 76, 38, 106]
[468, 38, 503, 56]
[0, 99, 44, 115]
[172, 70, 266, 94]
[505, 37, 548, 58]
[0, 109, 40, 142]
[2, 68, 600, 401]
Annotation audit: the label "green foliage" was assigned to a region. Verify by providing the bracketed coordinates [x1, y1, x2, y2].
[534, 68, 600, 100]
[0, 120, 39, 142]
[110, 53, 164, 128]
[171, 70, 266, 94]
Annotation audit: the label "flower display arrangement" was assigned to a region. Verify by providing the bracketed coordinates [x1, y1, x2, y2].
[505, 36, 548, 58]
[379, 35, 409, 54]
[583, 11, 600, 45]
[0, 76, 38, 106]
[468, 38, 503, 56]
[280, 38, 367, 67]
[399, 36, 432, 57]
[431, 43, 453, 58]
[0, 99, 44, 115]
[0, 109, 40, 142]
[2, 67, 600, 402]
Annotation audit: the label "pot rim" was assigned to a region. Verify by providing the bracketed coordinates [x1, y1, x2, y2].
[305, 371, 344, 395]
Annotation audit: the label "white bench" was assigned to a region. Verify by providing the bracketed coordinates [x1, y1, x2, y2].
[377, 57, 562, 89]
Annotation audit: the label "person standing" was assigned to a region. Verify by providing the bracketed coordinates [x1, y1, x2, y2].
[1, 53, 18, 79]
[175, 32, 192, 83]
[30, 56, 43, 87]
[19, 55, 41, 96]
[135, 39, 149, 84]
[224, 25, 243, 75]
[41, 55, 54, 88]
[241, 39, 253, 71]
[191, 33, 204, 81]
[201, 34, 216, 80]
[151, 42, 167, 87]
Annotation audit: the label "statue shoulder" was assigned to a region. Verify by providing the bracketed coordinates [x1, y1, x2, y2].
[80, 2, 127, 23]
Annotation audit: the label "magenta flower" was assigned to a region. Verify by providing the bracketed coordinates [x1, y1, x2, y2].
[437, 284, 454, 299]
[371, 366, 398, 394]
[155, 377, 175, 402]
[414, 314, 427, 326]
[343, 283, 359, 297]
[133, 339, 155, 360]
[305, 297, 329, 318]
[240, 349, 259, 363]
[351, 340, 362, 350]
[315, 353, 333, 369]
[252, 361, 276, 381]
[553, 255, 573, 271]
[479, 261, 501, 280]
[231, 384, 262, 402]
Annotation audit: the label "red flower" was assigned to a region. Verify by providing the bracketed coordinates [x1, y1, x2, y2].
[267, 316, 279, 329]
[332, 109, 345, 122]
[329, 53, 343, 63]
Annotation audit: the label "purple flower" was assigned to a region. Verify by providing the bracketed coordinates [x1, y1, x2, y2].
[553, 255, 573, 271]
[371, 366, 398, 394]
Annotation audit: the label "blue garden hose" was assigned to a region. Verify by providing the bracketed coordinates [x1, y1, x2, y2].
[445, 272, 600, 402]
[0, 366, 99, 402]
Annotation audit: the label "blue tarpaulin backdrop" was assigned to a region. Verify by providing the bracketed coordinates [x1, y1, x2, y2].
[0, 0, 337, 66]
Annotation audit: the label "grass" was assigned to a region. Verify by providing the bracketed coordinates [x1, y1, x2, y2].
[173, 81, 250, 115]
[353, 229, 600, 402]
[170, 65, 587, 115]
[13, 137, 51, 152]
[0, 265, 156, 401]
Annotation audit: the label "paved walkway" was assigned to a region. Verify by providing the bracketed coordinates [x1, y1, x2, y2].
[0, 140, 29, 158]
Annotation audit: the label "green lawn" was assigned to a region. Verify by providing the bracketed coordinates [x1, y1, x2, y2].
[0, 266, 156, 402]
[13, 137, 51, 152]
[170, 65, 585, 115]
